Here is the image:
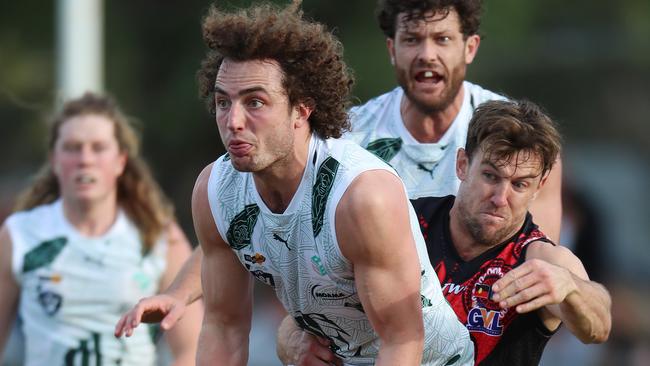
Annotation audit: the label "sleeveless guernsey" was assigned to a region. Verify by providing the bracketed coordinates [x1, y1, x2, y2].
[7, 200, 167, 366]
[346, 81, 505, 199]
[207, 136, 473, 365]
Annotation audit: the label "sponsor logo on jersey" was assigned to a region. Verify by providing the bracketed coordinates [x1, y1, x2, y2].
[467, 307, 504, 336]
[310, 284, 353, 301]
[311, 255, 327, 276]
[244, 252, 266, 265]
[442, 282, 466, 295]
[38, 290, 62, 316]
[244, 263, 275, 287]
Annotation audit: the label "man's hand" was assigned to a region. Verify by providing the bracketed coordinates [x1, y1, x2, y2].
[114, 294, 187, 337]
[277, 316, 342, 366]
[491, 258, 577, 313]
[286, 331, 342, 366]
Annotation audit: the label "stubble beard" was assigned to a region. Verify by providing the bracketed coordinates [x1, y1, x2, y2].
[457, 199, 516, 248]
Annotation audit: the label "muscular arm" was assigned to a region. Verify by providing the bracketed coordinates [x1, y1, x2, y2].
[492, 242, 611, 343]
[159, 222, 203, 366]
[337, 170, 424, 365]
[0, 224, 20, 360]
[529, 157, 562, 242]
[193, 164, 253, 365]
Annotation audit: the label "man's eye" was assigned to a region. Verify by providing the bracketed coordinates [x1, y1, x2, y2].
[248, 99, 264, 108]
[216, 99, 230, 109]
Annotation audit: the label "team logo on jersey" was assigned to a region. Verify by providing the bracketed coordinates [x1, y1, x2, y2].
[38, 290, 62, 316]
[311, 255, 327, 276]
[244, 252, 266, 265]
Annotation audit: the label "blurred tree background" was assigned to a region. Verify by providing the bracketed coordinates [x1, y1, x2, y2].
[1, 1, 649, 364]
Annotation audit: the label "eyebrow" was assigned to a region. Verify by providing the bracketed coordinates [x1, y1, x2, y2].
[213, 86, 268, 97]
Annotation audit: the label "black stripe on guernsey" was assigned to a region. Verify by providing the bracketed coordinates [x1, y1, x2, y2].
[223, 152, 231, 161]
[22, 237, 67, 273]
[365, 137, 402, 163]
[470, 93, 476, 110]
[312, 157, 339, 238]
[226, 204, 260, 250]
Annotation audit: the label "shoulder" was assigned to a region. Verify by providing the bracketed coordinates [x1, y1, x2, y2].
[464, 81, 507, 106]
[348, 87, 401, 128]
[192, 162, 215, 211]
[410, 195, 454, 218]
[337, 169, 406, 219]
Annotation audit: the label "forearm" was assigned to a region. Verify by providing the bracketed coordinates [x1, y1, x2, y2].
[196, 321, 249, 366]
[165, 248, 203, 305]
[376, 338, 424, 366]
[559, 276, 611, 343]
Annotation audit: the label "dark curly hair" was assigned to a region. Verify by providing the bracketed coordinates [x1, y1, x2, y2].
[465, 99, 562, 178]
[376, 0, 483, 39]
[197, 0, 354, 139]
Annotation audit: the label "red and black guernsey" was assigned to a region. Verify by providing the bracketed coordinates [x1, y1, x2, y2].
[411, 195, 558, 366]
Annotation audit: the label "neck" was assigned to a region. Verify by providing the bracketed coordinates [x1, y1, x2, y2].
[62, 194, 119, 237]
[253, 134, 312, 214]
[400, 85, 465, 143]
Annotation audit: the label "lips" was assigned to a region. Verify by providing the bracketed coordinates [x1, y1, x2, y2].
[228, 141, 253, 158]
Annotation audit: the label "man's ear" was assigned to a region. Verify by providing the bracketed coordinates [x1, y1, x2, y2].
[456, 148, 469, 181]
[293, 101, 314, 129]
[386, 38, 396, 65]
[532, 172, 550, 200]
[464, 34, 480, 65]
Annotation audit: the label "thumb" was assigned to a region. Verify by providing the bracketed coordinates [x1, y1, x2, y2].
[161, 304, 184, 330]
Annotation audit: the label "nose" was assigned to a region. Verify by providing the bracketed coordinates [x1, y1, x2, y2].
[490, 183, 509, 208]
[78, 145, 94, 165]
[223, 102, 245, 132]
[418, 38, 438, 64]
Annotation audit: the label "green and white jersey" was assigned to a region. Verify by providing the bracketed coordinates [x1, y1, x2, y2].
[7, 200, 167, 366]
[346, 81, 505, 199]
[208, 136, 473, 365]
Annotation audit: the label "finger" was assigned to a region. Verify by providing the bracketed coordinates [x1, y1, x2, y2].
[515, 294, 555, 313]
[492, 263, 533, 292]
[114, 314, 128, 337]
[161, 304, 184, 330]
[492, 271, 539, 301]
[498, 283, 547, 309]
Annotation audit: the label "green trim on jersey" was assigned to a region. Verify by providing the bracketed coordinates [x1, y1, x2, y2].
[226, 204, 260, 250]
[312, 156, 339, 237]
[365, 137, 402, 163]
[22, 237, 67, 273]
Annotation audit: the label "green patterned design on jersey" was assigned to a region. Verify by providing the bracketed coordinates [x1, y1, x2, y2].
[445, 354, 461, 365]
[223, 152, 231, 161]
[421, 294, 433, 307]
[312, 157, 339, 237]
[22, 237, 67, 273]
[226, 204, 260, 250]
[365, 137, 402, 163]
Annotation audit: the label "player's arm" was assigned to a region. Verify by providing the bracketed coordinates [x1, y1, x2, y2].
[491, 242, 611, 343]
[193, 164, 253, 365]
[0, 224, 20, 360]
[159, 222, 203, 366]
[529, 157, 562, 242]
[337, 170, 424, 366]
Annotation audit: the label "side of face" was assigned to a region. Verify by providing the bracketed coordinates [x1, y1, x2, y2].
[454, 147, 547, 246]
[214, 59, 312, 173]
[51, 114, 127, 205]
[386, 8, 479, 113]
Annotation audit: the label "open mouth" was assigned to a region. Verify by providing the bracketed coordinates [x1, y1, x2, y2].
[75, 175, 96, 185]
[414, 70, 443, 84]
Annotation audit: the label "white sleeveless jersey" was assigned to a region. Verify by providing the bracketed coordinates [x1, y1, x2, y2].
[6, 200, 167, 366]
[208, 136, 473, 365]
[346, 81, 505, 199]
